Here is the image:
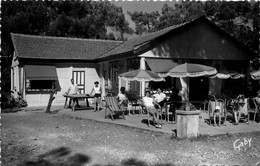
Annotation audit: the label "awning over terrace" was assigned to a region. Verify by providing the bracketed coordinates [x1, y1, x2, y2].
[145, 58, 178, 74]
[25, 65, 58, 80]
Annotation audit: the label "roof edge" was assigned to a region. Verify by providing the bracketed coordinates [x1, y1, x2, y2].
[10, 33, 123, 43]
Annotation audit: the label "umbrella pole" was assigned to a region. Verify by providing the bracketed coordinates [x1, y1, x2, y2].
[187, 77, 189, 101]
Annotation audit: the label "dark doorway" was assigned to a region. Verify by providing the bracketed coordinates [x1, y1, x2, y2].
[189, 77, 209, 101]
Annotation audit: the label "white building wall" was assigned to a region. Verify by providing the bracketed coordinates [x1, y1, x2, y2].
[25, 63, 100, 107]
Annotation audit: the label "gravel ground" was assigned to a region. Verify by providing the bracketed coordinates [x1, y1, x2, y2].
[2, 110, 260, 166]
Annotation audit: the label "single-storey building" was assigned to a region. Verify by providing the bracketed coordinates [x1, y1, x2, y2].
[11, 16, 256, 106]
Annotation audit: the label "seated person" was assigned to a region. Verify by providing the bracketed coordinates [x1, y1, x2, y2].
[213, 106, 221, 127]
[233, 95, 247, 125]
[142, 90, 162, 128]
[153, 88, 166, 108]
[169, 87, 182, 109]
[117, 87, 128, 108]
[168, 88, 182, 121]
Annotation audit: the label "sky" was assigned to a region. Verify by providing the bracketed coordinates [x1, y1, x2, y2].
[111, 1, 177, 28]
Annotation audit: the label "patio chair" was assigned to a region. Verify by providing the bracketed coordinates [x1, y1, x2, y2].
[248, 97, 260, 122]
[208, 98, 226, 126]
[140, 100, 163, 127]
[160, 101, 175, 124]
[226, 96, 253, 124]
[128, 99, 142, 115]
[104, 96, 128, 121]
[233, 97, 250, 124]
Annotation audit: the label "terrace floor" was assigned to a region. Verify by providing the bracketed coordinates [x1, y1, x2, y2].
[21, 102, 260, 137]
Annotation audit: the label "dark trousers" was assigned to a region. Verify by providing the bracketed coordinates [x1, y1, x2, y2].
[69, 98, 79, 107]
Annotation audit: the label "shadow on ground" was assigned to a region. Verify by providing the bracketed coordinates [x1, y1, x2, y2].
[19, 147, 90, 166]
[20, 147, 175, 166]
[2, 108, 24, 113]
[93, 158, 175, 166]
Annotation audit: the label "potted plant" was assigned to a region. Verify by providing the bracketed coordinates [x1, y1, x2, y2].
[180, 101, 196, 111]
[176, 101, 201, 139]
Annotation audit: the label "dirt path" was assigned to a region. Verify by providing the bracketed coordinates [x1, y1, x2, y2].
[2, 110, 260, 166]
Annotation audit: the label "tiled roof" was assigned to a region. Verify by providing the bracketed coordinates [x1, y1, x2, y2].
[11, 33, 123, 60]
[99, 15, 256, 59]
[99, 21, 188, 59]
[12, 16, 255, 61]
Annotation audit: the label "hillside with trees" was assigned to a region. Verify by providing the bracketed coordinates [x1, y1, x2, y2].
[1, 1, 133, 92]
[128, 1, 259, 55]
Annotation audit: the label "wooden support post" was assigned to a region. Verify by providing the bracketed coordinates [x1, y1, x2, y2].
[46, 88, 58, 113]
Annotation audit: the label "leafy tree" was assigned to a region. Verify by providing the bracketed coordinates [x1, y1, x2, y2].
[128, 1, 259, 54]
[128, 11, 160, 35]
[1, 1, 133, 93]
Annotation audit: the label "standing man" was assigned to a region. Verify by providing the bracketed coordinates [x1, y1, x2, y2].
[66, 78, 80, 108]
[153, 88, 167, 108]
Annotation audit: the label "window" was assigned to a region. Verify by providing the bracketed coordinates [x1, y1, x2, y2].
[72, 71, 85, 94]
[26, 80, 55, 92]
[24, 65, 58, 92]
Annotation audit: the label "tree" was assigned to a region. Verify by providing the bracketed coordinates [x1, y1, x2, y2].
[128, 11, 160, 35]
[1, 1, 133, 93]
[128, 1, 259, 54]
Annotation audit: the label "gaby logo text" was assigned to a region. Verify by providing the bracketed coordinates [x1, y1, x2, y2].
[233, 137, 252, 152]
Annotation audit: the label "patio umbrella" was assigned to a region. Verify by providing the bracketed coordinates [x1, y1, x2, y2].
[162, 63, 217, 78]
[162, 63, 217, 101]
[250, 70, 260, 80]
[118, 69, 165, 82]
[118, 69, 165, 97]
[209, 70, 245, 79]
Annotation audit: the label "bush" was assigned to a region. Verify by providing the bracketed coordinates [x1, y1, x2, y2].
[125, 90, 140, 102]
[1, 92, 28, 109]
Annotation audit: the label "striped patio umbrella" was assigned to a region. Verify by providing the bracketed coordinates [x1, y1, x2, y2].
[118, 69, 165, 82]
[162, 63, 217, 102]
[163, 63, 217, 78]
[209, 70, 245, 79]
[250, 70, 260, 80]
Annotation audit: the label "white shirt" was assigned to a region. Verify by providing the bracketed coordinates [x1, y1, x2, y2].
[68, 84, 79, 94]
[117, 93, 127, 101]
[143, 96, 154, 107]
[94, 86, 101, 94]
[153, 93, 166, 103]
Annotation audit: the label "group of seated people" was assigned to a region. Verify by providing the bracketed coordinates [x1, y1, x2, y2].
[233, 90, 260, 124]
[210, 90, 260, 126]
[116, 86, 183, 129]
[117, 87, 260, 128]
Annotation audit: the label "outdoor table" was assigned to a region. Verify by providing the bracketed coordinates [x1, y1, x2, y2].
[63, 94, 94, 112]
[128, 99, 142, 115]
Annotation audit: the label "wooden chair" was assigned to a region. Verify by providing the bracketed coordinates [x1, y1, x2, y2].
[162, 101, 177, 124]
[128, 99, 142, 115]
[140, 101, 162, 127]
[248, 97, 260, 122]
[104, 96, 128, 121]
[208, 98, 226, 126]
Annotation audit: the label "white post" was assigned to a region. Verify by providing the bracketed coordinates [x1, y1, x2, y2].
[140, 57, 146, 97]
[118, 77, 121, 93]
[11, 67, 14, 91]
